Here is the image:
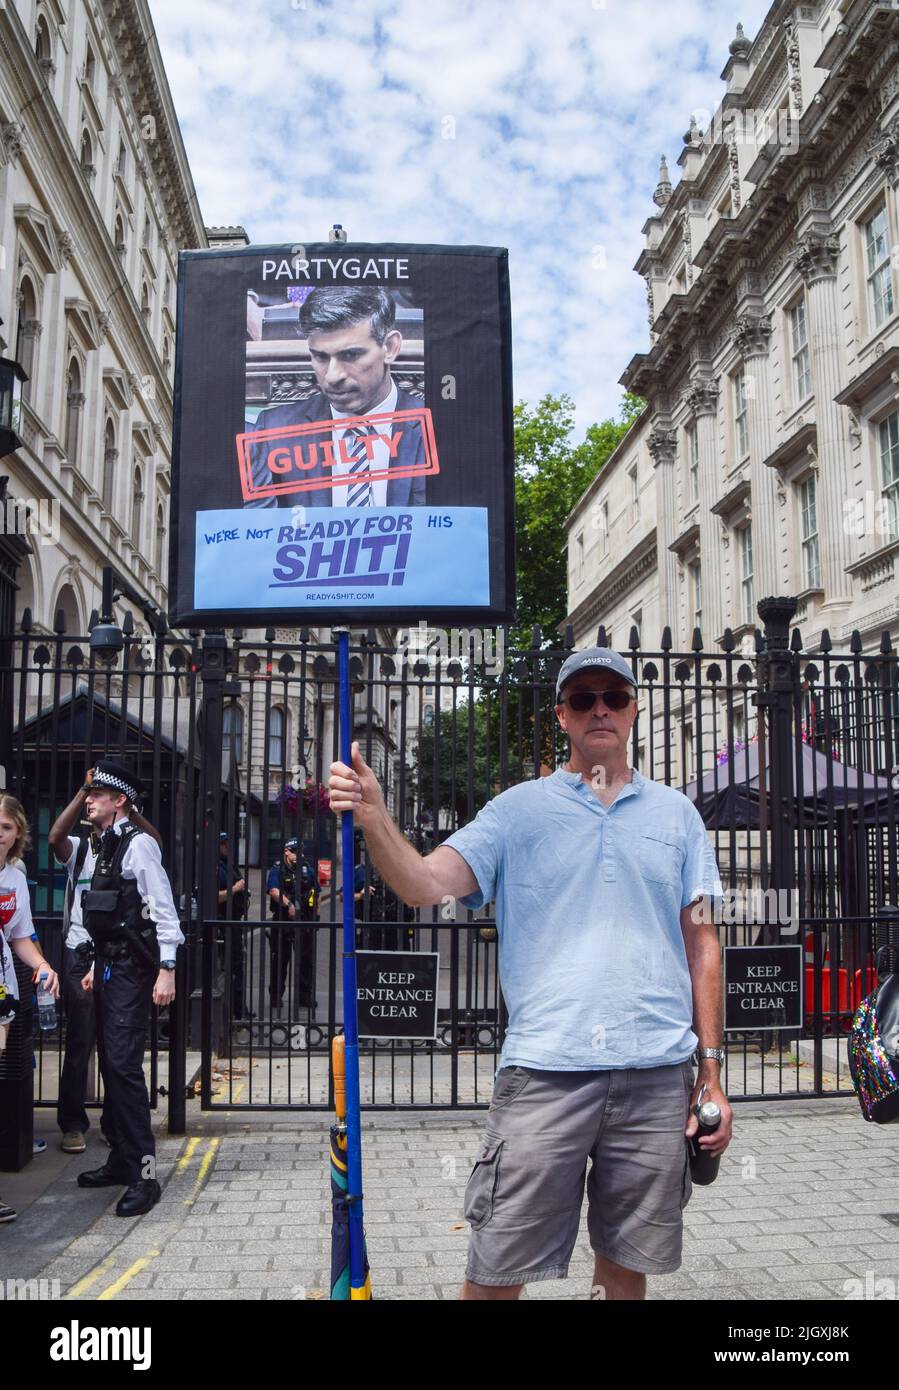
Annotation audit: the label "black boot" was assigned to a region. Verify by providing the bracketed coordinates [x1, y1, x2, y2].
[77, 1162, 130, 1189]
[115, 1179, 161, 1217]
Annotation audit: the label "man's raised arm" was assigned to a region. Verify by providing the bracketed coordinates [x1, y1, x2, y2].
[328, 741, 477, 908]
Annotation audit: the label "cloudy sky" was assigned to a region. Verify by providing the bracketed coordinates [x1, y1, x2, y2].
[149, 0, 772, 434]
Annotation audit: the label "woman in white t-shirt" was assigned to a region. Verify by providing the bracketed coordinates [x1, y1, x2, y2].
[0, 794, 60, 1223]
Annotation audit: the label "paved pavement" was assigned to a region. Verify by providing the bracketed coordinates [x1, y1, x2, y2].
[3, 1091, 898, 1301]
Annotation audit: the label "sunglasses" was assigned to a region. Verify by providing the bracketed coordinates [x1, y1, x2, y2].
[560, 688, 634, 713]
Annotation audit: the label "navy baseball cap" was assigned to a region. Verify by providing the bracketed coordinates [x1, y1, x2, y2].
[555, 647, 638, 702]
[284, 838, 299, 852]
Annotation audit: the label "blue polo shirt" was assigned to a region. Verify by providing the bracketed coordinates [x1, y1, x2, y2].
[442, 767, 723, 1071]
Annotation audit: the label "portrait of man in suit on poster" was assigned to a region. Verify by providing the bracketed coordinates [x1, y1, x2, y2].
[246, 285, 428, 509]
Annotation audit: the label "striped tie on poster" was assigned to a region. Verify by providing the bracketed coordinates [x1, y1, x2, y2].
[343, 426, 374, 507]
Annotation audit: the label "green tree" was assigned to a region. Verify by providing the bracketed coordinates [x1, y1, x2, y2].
[513, 391, 643, 647]
[412, 392, 644, 821]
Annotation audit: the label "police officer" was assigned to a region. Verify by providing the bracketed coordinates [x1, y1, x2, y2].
[49, 776, 163, 1155]
[266, 838, 319, 1014]
[217, 831, 249, 1018]
[70, 760, 184, 1216]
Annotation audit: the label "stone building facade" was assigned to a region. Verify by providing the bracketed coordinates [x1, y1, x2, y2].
[567, 0, 899, 662]
[0, 0, 206, 637]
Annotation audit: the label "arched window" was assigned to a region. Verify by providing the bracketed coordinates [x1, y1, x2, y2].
[64, 359, 83, 465]
[162, 336, 171, 374]
[35, 15, 53, 71]
[223, 703, 244, 764]
[131, 465, 144, 547]
[155, 501, 166, 577]
[84, 42, 95, 89]
[140, 281, 150, 326]
[269, 707, 285, 767]
[143, 214, 151, 248]
[79, 130, 94, 180]
[15, 276, 38, 403]
[55, 581, 81, 636]
[114, 214, 126, 262]
[102, 418, 117, 512]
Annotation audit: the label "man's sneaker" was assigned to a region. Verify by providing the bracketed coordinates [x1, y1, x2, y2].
[32, 1138, 47, 1154]
[0, 1197, 17, 1222]
[60, 1132, 86, 1154]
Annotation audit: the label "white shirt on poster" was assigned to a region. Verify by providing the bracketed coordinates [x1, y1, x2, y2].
[329, 379, 398, 508]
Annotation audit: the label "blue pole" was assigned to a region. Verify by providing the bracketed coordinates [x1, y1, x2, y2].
[337, 628, 367, 1294]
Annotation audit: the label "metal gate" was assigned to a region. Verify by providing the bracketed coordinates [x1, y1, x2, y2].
[5, 593, 898, 1124]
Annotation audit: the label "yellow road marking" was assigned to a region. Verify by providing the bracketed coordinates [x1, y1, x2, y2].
[176, 1136, 201, 1172]
[96, 1249, 161, 1301]
[65, 1255, 116, 1298]
[184, 1136, 221, 1206]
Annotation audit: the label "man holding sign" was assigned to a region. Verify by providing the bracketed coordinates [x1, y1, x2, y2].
[328, 646, 732, 1300]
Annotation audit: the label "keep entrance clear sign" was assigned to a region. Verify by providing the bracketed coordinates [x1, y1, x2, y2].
[724, 945, 803, 1030]
[356, 951, 439, 1040]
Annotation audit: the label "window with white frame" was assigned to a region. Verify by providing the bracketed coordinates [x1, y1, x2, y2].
[223, 703, 244, 764]
[799, 474, 821, 588]
[268, 706, 285, 767]
[733, 369, 749, 459]
[686, 423, 699, 505]
[575, 531, 584, 580]
[738, 523, 754, 626]
[600, 498, 609, 554]
[865, 204, 894, 329]
[790, 296, 811, 401]
[629, 464, 639, 523]
[689, 559, 702, 628]
[879, 409, 899, 541]
[15, 276, 39, 401]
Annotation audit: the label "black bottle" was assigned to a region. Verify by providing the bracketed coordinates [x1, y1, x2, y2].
[689, 1087, 722, 1186]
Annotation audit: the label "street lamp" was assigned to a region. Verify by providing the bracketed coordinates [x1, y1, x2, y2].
[0, 356, 28, 458]
[297, 721, 315, 771]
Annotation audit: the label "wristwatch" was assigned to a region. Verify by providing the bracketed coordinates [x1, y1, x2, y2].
[160, 959, 176, 970]
[697, 1046, 724, 1063]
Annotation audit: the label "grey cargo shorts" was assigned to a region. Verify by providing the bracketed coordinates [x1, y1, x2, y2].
[463, 1060, 695, 1286]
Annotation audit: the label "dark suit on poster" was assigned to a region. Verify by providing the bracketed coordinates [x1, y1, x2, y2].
[247, 385, 428, 508]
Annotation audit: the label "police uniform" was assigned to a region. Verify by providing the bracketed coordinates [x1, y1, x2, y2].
[217, 832, 248, 1017]
[58, 830, 110, 1142]
[266, 839, 318, 1012]
[76, 763, 184, 1216]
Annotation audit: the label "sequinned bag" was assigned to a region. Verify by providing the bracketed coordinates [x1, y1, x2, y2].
[848, 969, 899, 1124]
